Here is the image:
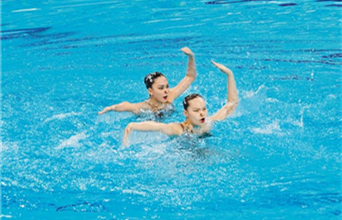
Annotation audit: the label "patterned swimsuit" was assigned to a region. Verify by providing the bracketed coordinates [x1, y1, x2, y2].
[142, 99, 175, 118]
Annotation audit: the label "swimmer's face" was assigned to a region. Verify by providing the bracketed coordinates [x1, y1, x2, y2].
[184, 97, 208, 126]
[148, 76, 170, 103]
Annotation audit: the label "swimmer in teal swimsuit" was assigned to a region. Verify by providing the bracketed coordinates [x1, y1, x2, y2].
[123, 61, 239, 146]
[98, 47, 196, 116]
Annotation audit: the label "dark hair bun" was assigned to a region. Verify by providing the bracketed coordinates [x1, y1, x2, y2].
[144, 72, 165, 89]
[183, 94, 203, 110]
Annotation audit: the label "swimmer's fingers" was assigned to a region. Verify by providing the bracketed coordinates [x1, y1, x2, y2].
[123, 124, 133, 146]
[181, 47, 194, 57]
[97, 107, 110, 115]
[211, 60, 232, 75]
[123, 136, 129, 147]
[97, 106, 114, 115]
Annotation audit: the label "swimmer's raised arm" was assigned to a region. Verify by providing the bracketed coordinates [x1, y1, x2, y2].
[209, 61, 239, 121]
[123, 121, 182, 146]
[98, 102, 144, 115]
[168, 47, 197, 102]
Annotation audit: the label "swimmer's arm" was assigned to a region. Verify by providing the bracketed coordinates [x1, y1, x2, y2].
[169, 47, 197, 101]
[123, 122, 182, 146]
[209, 101, 238, 121]
[209, 61, 239, 121]
[98, 102, 143, 115]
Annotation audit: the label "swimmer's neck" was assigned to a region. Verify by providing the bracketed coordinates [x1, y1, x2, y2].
[184, 119, 202, 131]
[148, 97, 165, 108]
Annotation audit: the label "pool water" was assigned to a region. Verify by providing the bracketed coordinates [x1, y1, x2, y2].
[1, 0, 342, 219]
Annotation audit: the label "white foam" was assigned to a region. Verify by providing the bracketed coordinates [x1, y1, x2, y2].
[44, 112, 81, 123]
[136, 143, 167, 158]
[292, 105, 311, 128]
[327, 94, 336, 99]
[122, 189, 146, 196]
[0, 215, 13, 219]
[243, 85, 265, 98]
[252, 121, 281, 134]
[12, 8, 40, 13]
[265, 98, 279, 103]
[52, 1, 117, 9]
[0, 141, 19, 153]
[56, 132, 88, 150]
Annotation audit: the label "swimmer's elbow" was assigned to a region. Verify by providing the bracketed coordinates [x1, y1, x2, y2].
[192, 70, 197, 79]
[118, 101, 141, 114]
[185, 74, 196, 82]
[225, 100, 238, 111]
[220, 101, 238, 119]
[114, 101, 130, 112]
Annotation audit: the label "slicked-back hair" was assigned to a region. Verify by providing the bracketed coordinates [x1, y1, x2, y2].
[144, 72, 165, 89]
[183, 93, 203, 110]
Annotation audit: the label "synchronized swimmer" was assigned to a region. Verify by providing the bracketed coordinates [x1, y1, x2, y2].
[98, 47, 196, 116]
[123, 61, 238, 146]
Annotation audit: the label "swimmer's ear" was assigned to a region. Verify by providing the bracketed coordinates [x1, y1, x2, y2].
[183, 109, 189, 117]
[148, 88, 153, 96]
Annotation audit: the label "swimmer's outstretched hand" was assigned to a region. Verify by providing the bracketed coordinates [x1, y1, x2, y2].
[181, 47, 194, 57]
[123, 123, 134, 146]
[98, 105, 116, 115]
[211, 60, 232, 75]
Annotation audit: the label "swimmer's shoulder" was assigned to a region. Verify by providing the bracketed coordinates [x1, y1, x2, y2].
[140, 100, 150, 109]
[167, 123, 184, 136]
[129, 101, 147, 114]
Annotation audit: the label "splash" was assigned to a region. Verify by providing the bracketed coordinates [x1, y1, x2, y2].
[252, 121, 281, 134]
[44, 112, 81, 123]
[56, 132, 88, 150]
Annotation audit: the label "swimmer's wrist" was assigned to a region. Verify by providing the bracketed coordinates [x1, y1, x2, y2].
[223, 68, 232, 75]
[128, 123, 136, 130]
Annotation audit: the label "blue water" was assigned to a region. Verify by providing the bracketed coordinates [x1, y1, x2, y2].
[1, 0, 342, 219]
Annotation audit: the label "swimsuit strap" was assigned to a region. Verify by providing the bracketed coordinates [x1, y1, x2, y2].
[144, 99, 160, 113]
[180, 122, 193, 133]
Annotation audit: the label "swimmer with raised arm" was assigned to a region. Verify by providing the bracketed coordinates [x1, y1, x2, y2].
[123, 61, 238, 146]
[98, 47, 196, 116]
